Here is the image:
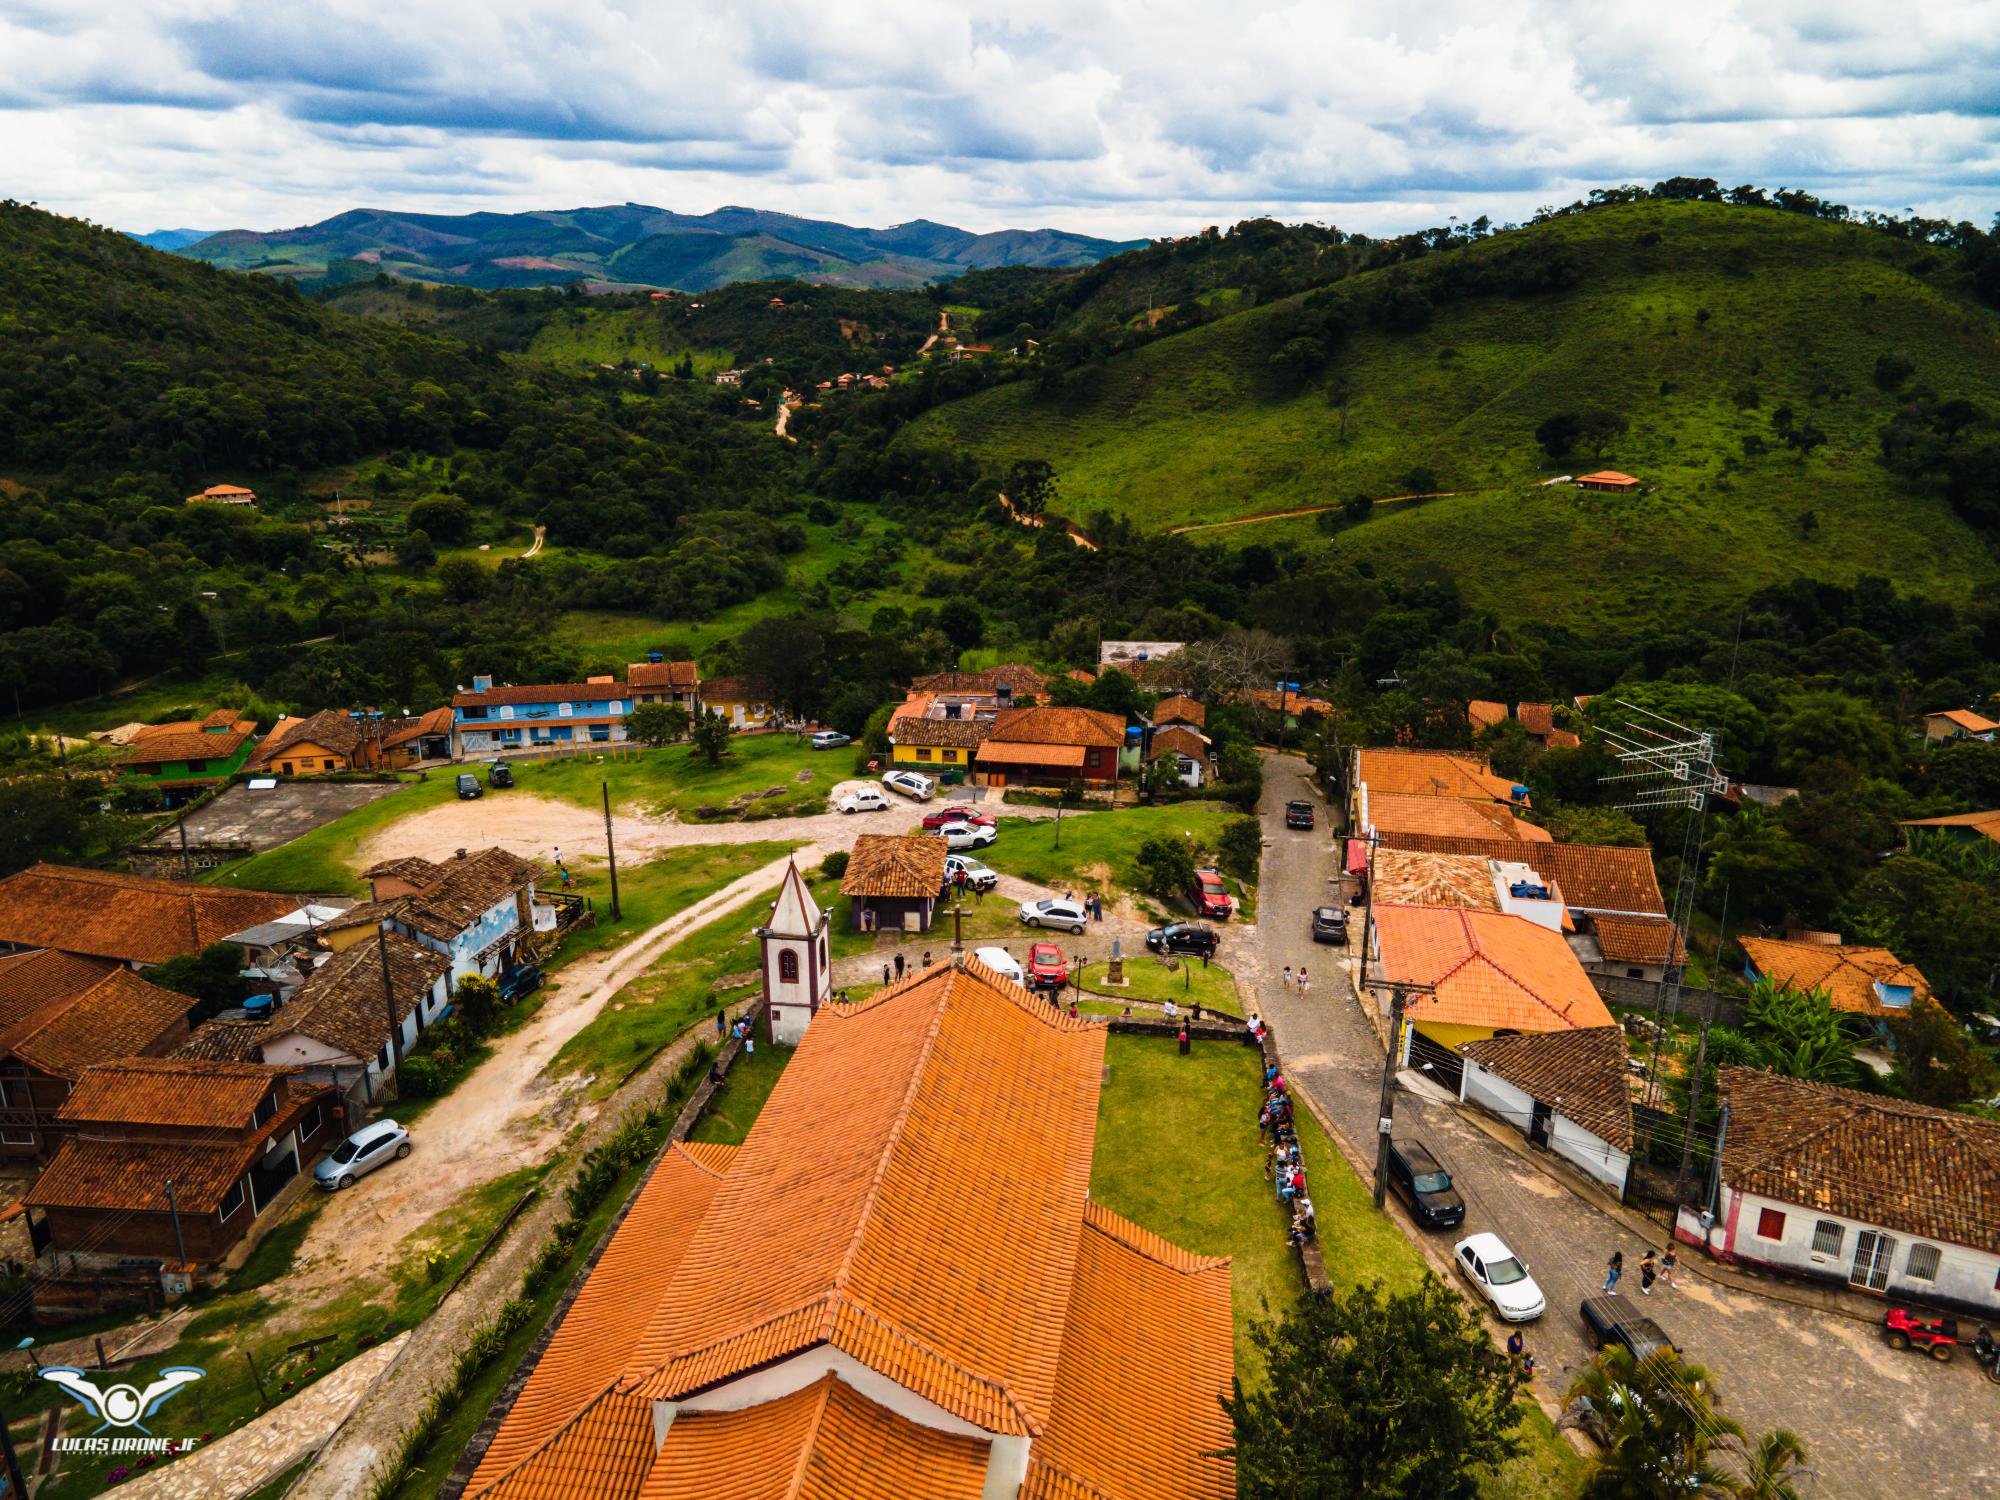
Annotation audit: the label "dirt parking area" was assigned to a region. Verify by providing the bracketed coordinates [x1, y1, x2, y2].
[154, 781, 405, 853]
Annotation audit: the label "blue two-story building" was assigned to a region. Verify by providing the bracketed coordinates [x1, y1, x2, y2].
[452, 675, 633, 758]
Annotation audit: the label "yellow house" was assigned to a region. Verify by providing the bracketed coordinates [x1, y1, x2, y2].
[889, 716, 988, 772]
[697, 677, 777, 730]
[250, 709, 366, 776]
[1369, 904, 1613, 1074]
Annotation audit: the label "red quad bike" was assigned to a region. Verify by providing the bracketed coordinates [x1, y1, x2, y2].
[1884, 1308, 1958, 1362]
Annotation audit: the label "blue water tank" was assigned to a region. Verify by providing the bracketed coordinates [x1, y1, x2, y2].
[647, 651, 664, 664]
[1511, 784, 1531, 803]
[243, 994, 275, 1020]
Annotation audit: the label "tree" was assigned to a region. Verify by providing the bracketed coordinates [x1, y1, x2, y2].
[1132, 833, 1198, 901]
[1770, 691, 1900, 782]
[1888, 1002, 2000, 1107]
[689, 708, 733, 765]
[396, 526, 436, 570]
[451, 973, 502, 1037]
[406, 494, 473, 543]
[1740, 979, 1863, 1086]
[436, 556, 487, 605]
[1341, 491, 1374, 523]
[1138, 755, 1181, 803]
[1004, 458, 1058, 522]
[1218, 816, 1262, 880]
[1566, 1346, 1744, 1498]
[738, 615, 827, 719]
[627, 702, 690, 748]
[1225, 1277, 1520, 1500]
[146, 942, 247, 1013]
[1737, 1429, 1810, 1500]
[1536, 411, 1586, 460]
[1270, 336, 1327, 384]
[1579, 407, 1630, 459]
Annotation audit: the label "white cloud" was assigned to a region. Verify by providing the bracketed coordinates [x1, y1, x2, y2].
[2, 0, 1995, 238]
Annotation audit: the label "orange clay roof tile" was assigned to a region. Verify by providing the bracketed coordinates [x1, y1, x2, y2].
[464, 1144, 730, 1498]
[1374, 906, 1614, 1034]
[1365, 792, 1551, 843]
[641, 1373, 991, 1500]
[1356, 747, 1521, 804]
[471, 1391, 656, 1500]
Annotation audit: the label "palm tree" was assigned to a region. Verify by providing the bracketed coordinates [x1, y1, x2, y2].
[1735, 1428, 1810, 1499]
[1740, 977, 1863, 1086]
[1566, 1346, 1745, 1498]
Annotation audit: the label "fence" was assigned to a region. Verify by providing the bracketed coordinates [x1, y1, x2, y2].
[1591, 973, 1743, 1029]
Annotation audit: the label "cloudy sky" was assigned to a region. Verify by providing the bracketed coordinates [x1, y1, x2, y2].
[5, 0, 1997, 239]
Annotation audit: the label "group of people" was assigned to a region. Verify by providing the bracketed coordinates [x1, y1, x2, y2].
[881, 951, 937, 985]
[1603, 1244, 1678, 1296]
[1061, 890, 1108, 921]
[1279, 965, 1310, 999]
[1259, 1066, 1317, 1245]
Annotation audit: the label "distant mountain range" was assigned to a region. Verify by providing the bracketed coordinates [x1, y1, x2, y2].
[154, 204, 1145, 291]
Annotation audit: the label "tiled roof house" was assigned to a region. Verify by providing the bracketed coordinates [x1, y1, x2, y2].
[1739, 937, 1931, 1022]
[977, 706, 1126, 786]
[458, 960, 1235, 1500]
[1696, 1068, 2000, 1312]
[838, 834, 947, 933]
[0, 865, 296, 968]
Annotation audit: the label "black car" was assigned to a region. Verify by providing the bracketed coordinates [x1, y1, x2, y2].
[455, 773, 483, 800]
[1385, 1139, 1465, 1229]
[1146, 922, 1219, 959]
[1579, 1295, 1677, 1359]
[1285, 799, 1316, 829]
[488, 759, 514, 788]
[1311, 905, 1349, 944]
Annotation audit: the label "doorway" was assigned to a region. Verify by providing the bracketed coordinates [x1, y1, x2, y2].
[1851, 1229, 1896, 1292]
[1528, 1100, 1553, 1148]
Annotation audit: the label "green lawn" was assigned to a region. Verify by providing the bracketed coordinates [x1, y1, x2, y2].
[1090, 1033, 1581, 1497]
[212, 775, 456, 893]
[1079, 954, 1242, 1015]
[504, 736, 836, 821]
[688, 1044, 792, 1145]
[548, 841, 798, 972]
[548, 861, 800, 1092]
[981, 803, 1256, 915]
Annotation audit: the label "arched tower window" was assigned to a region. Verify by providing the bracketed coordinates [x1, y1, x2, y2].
[779, 949, 799, 983]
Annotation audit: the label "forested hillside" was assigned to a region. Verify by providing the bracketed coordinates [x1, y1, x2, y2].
[906, 200, 2000, 630]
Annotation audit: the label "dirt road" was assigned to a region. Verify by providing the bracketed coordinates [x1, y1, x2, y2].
[291, 849, 813, 1288]
[520, 525, 545, 558]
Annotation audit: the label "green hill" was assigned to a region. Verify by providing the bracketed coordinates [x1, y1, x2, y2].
[910, 201, 2000, 630]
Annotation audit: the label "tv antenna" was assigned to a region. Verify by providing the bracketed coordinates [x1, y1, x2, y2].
[1597, 701, 1727, 1110]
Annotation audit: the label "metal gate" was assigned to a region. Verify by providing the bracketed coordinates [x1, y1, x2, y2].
[1851, 1229, 1896, 1291]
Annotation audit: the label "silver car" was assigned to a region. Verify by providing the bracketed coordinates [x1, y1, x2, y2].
[1018, 897, 1088, 934]
[315, 1119, 411, 1191]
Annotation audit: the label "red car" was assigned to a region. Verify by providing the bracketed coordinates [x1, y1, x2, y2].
[1188, 869, 1234, 919]
[1028, 942, 1067, 988]
[921, 809, 997, 829]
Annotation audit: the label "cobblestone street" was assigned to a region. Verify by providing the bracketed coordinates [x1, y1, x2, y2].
[1225, 752, 1999, 1500]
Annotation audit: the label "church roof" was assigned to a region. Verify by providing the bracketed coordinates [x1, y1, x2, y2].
[764, 861, 825, 936]
[461, 959, 1234, 1500]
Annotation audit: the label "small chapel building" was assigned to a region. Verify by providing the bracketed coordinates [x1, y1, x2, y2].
[755, 861, 832, 1045]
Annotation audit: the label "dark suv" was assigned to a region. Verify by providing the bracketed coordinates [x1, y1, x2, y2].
[1311, 906, 1348, 944]
[455, 773, 483, 800]
[1579, 1295, 1677, 1359]
[1146, 922, 1220, 960]
[488, 760, 514, 788]
[1385, 1139, 1465, 1229]
[1285, 799, 1316, 829]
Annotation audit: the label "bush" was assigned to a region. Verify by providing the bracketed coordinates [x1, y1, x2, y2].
[817, 850, 849, 879]
[1133, 834, 1198, 900]
[1218, 817, 1262, 880]
[397, 1055, 444, 1098]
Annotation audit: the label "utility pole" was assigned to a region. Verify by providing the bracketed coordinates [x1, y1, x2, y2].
[375, 925, 404, 1081]
[1372, 987, 1408, 1209]
[602, 782, 621, 920]
[165, 1180, 187, 1266]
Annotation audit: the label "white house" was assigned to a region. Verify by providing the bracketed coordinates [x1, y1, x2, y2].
[1678, 1068, 2000, 1315]
[356, 849, 543, 982]
[255, 933, 452, 1098]
[1457, 1027, 1634, 1197]
[756, 861, 831, 1046]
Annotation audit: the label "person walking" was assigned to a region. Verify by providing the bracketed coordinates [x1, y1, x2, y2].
[1661, 1243, 1679, 1287]
[894, 953, 905, 980]
[1283, 965, 1293, 991]
[1178, 1026, 1190, 1056]
[1603, 1250, 1624, 1293]
[882, 963, 892, 986]
[1639, 1250, 1658, 1296]
[1297, 967, 1309, 999]
[552, 845, 562, 867]
[716, 1010, 727, 1037]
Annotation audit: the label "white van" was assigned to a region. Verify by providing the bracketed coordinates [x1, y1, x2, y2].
[837, 785, 891, 813]
[972, 946, 1026, 986]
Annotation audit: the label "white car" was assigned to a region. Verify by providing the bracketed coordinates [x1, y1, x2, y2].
[972, 946, 1026, 985]
[943, 854, 998, 892]
[1018, 897, 1088, 934]
[1454, 1232, 1546, 1322]
[935, 822, 997, 851]
[881, 769, 935, 801]
[836, 785, 890, 813]
[810, 730, 852, 750]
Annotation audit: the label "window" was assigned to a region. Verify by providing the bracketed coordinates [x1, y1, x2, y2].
[779, 950, 799, 983]
[942, 749, 958, 762]
[300, 1102, 324, 1140]
[186, 758, 207, 773]
[820, 937, 828, 969]
[499, 705, 514, 720]
[589, 725, 610, 742]
[1811, 1220, 1844, 1256]
[1906, 1243, 1942, 1281]
[1625, 968, 1644, 979]
[916, 748, 933, 761]
[1756, 1207, 1786, 1241]
[558, 702, 574, 717]
[1086, 748, 1102, 767]
[253, 1090, 276, 1127]
[218, 1178, 246, 1220]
